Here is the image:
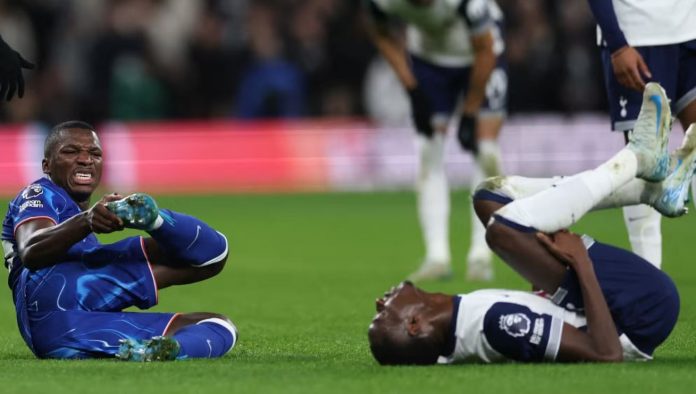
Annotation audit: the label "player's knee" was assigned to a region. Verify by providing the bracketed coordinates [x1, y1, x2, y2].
[473, 198, 501, 227]
[205, 254, 227, 277]
[189, 231, 229, 269]
[485, 221, 510, 253]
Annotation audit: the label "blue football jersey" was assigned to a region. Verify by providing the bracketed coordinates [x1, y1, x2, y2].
[1, 177, 100, 291]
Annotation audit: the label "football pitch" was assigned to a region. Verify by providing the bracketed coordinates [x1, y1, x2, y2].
[1, 191, 695, 393]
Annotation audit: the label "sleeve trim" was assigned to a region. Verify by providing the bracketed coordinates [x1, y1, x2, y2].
[545, 317, 564, 360]
[13, 216, 58, 238]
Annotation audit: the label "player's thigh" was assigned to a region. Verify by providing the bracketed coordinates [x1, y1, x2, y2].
[410, 55, 467, 118]
[485, 220, 567, 292]
[600, 45, 679, 131]
[555, 241, 679, 354]
[29, 309, 176, 359]
[25, 238, 158, 312]
[151, 263, 224, 289]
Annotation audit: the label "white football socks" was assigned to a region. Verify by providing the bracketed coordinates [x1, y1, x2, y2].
[623, 205, 662, 268]
[495, 149, 638, 232]
[476, 139, 502, 177]
[416, 134, 450, 265]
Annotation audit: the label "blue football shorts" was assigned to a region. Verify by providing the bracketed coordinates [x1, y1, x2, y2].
[601, 39, 696, 131]
[13, 236, 178, 359]
[552, 240, 679, 356]
[410, 53, 508, 119]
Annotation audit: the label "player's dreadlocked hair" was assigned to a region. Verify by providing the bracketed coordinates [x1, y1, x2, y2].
[367, 322, 441, 365]
[44, 120, 97, 158]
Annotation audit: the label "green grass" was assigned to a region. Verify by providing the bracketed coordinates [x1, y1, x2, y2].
[1, 191, 696, 393]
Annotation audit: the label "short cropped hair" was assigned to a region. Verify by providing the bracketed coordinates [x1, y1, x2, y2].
[368, 324, 441, 365]
[44, 121, 96, 159]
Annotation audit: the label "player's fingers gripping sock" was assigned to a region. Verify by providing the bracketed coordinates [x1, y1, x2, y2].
[107, 193, 228, 267]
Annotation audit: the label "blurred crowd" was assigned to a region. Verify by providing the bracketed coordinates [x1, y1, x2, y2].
[0, 0, 607, 125]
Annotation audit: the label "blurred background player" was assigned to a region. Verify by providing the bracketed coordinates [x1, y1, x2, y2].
[364, 0, 507, 282]
[586, 0, 696, 268]
[0, 33, 34, 101]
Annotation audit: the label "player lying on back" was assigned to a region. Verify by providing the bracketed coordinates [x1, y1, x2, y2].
[2, 122, 237, 361]
[368, 83, 685, 363]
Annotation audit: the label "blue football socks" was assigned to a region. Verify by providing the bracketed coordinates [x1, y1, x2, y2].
[148, 209, 228, 267]
[172, 318, 237, 359]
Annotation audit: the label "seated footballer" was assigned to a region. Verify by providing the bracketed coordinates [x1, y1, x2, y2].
[368, 83, 684, 364]
[2, 121, 237, 361]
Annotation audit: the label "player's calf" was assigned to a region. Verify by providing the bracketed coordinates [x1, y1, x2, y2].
[148, 209, 229, 268]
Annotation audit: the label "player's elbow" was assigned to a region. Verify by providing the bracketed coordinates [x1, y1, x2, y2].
[473, 198, 500, 228]
[196, 231, 229, 276]
[18, 245, 48, 271]
[582, 344, 623, 363]
[208, 250, 228, 277]
[593, 349, 623, 363]
[599, 343, 624, 362]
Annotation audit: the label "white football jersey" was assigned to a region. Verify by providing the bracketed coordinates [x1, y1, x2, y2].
[437, 289, 651, 364]
[369, 0, 504, 67]
[603, 0, 696, 46]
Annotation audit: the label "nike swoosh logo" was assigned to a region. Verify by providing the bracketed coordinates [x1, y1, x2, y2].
[627, 215, 651, 222]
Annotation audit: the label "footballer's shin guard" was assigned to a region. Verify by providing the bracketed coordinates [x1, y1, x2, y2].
[148, 209, 228, 267]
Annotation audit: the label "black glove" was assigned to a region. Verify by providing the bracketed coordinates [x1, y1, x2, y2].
[457, 114, 478, 154]
[0, 36, 35, 101]
[407, 87, 433, 137]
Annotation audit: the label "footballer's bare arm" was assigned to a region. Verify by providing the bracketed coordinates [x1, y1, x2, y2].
[538, 231, 623, 362]
[15, 194, 124, 270]
[364, 17, 418, 90]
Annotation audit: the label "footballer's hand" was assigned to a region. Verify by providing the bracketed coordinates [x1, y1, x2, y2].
[536, 230, 590, 269]
[611, 46, 651, 92]
[457, 114, 478, 153]
[407, 87, 434, 137]
[0, 35, 35, 101]
[86, 193, 125, 233]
